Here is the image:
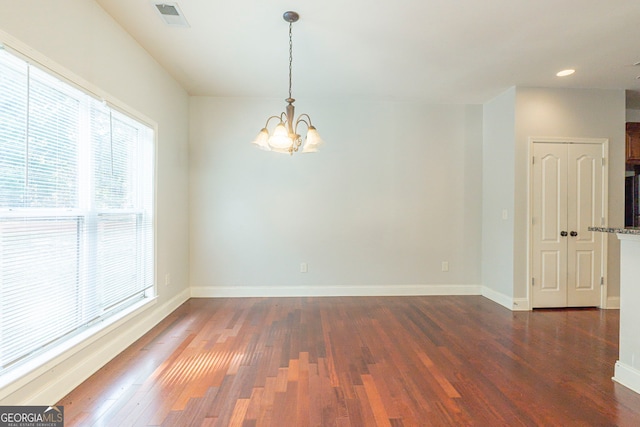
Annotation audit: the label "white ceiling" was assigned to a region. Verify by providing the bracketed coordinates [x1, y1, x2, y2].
[94, 0, 640, 105]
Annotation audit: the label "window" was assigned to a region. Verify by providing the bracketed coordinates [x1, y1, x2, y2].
[0, 47, 155, 377]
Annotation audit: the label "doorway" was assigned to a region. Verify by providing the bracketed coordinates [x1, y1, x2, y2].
[530, 139, 608, 308]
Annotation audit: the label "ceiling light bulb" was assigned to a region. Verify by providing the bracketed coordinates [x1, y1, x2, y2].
[302, 126, 324, 153]
[556, 69, 575, 77]
[251, 128, 271, 151]
[268, 123, 293, 153]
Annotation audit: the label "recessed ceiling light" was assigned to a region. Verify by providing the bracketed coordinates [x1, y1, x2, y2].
[556, 69, 575, 77]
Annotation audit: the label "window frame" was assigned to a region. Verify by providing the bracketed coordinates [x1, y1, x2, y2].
[0, 38, 158, 396]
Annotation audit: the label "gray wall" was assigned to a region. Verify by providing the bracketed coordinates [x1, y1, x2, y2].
[189, 97, 483, 294]
[482, 88, 516, 300]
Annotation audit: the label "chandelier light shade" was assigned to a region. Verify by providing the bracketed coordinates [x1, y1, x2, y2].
[251, 11, 324, 155]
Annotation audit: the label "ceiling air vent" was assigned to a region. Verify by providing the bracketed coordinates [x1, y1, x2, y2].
[153, 2, 190, 27]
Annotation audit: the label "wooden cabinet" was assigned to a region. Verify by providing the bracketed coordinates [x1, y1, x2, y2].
[626, 122, 640, 163]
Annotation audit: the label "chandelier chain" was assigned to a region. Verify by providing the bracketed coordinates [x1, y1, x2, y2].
[288, 21, 293, 100]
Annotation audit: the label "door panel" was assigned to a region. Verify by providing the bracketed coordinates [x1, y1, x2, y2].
[540, 251, 562, 291]
[567, 144, 602, 307]
[532, 144, 568, 307]
[541, 153, 563, 242]
[575, 251, 593, 289]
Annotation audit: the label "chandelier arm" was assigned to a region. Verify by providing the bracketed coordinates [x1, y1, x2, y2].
[264, 115, 284, 128]
[294, 115, 311, 134]
[297, 113, 313, 126]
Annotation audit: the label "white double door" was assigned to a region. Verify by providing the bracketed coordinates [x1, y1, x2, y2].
[531, 142, 605, 308]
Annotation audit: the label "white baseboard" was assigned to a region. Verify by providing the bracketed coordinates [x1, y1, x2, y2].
[606, 296, 620, 309]
[512, 298, 530, 311]
[191, 284, 483, 298]
[2, 288, 190, 405]
[480, 286, 530, 311]
[481, 286, 512, 310]
[613, 361, 640, 395]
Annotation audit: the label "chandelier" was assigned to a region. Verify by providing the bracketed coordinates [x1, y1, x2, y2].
[251, 11, 324, 155]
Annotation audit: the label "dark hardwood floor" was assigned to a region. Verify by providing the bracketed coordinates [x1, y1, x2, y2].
[58, 296, 640, 426]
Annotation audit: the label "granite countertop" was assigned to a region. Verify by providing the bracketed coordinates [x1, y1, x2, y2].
[588, 227, 640, 235]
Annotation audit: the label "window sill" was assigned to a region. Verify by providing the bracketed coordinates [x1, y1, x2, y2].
[0, 296, 158, 401]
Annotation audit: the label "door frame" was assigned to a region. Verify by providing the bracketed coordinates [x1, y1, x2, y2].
[527, 137, 609, 309]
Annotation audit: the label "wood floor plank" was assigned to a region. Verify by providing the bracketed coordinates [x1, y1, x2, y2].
[361, 374, 392, 427]
[296, 352, 311, 427]
[228, 399, 251, 427]
[58, 296, 640, 426]
[243, 386, 264, 422]
[353, 384, 379, 426]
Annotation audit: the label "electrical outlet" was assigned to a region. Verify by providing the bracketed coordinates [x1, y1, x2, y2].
[300, 262, 308, 273]
[502, 209, 508, 220]
[441, 261, 449, 272]
[165, 273, 171, 286]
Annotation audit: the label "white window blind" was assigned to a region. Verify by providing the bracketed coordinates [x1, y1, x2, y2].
[0, 47, 155, 375]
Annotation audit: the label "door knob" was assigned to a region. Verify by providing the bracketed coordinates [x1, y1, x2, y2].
[570, 231, 578, 237]
[560, 231, 568, 237]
